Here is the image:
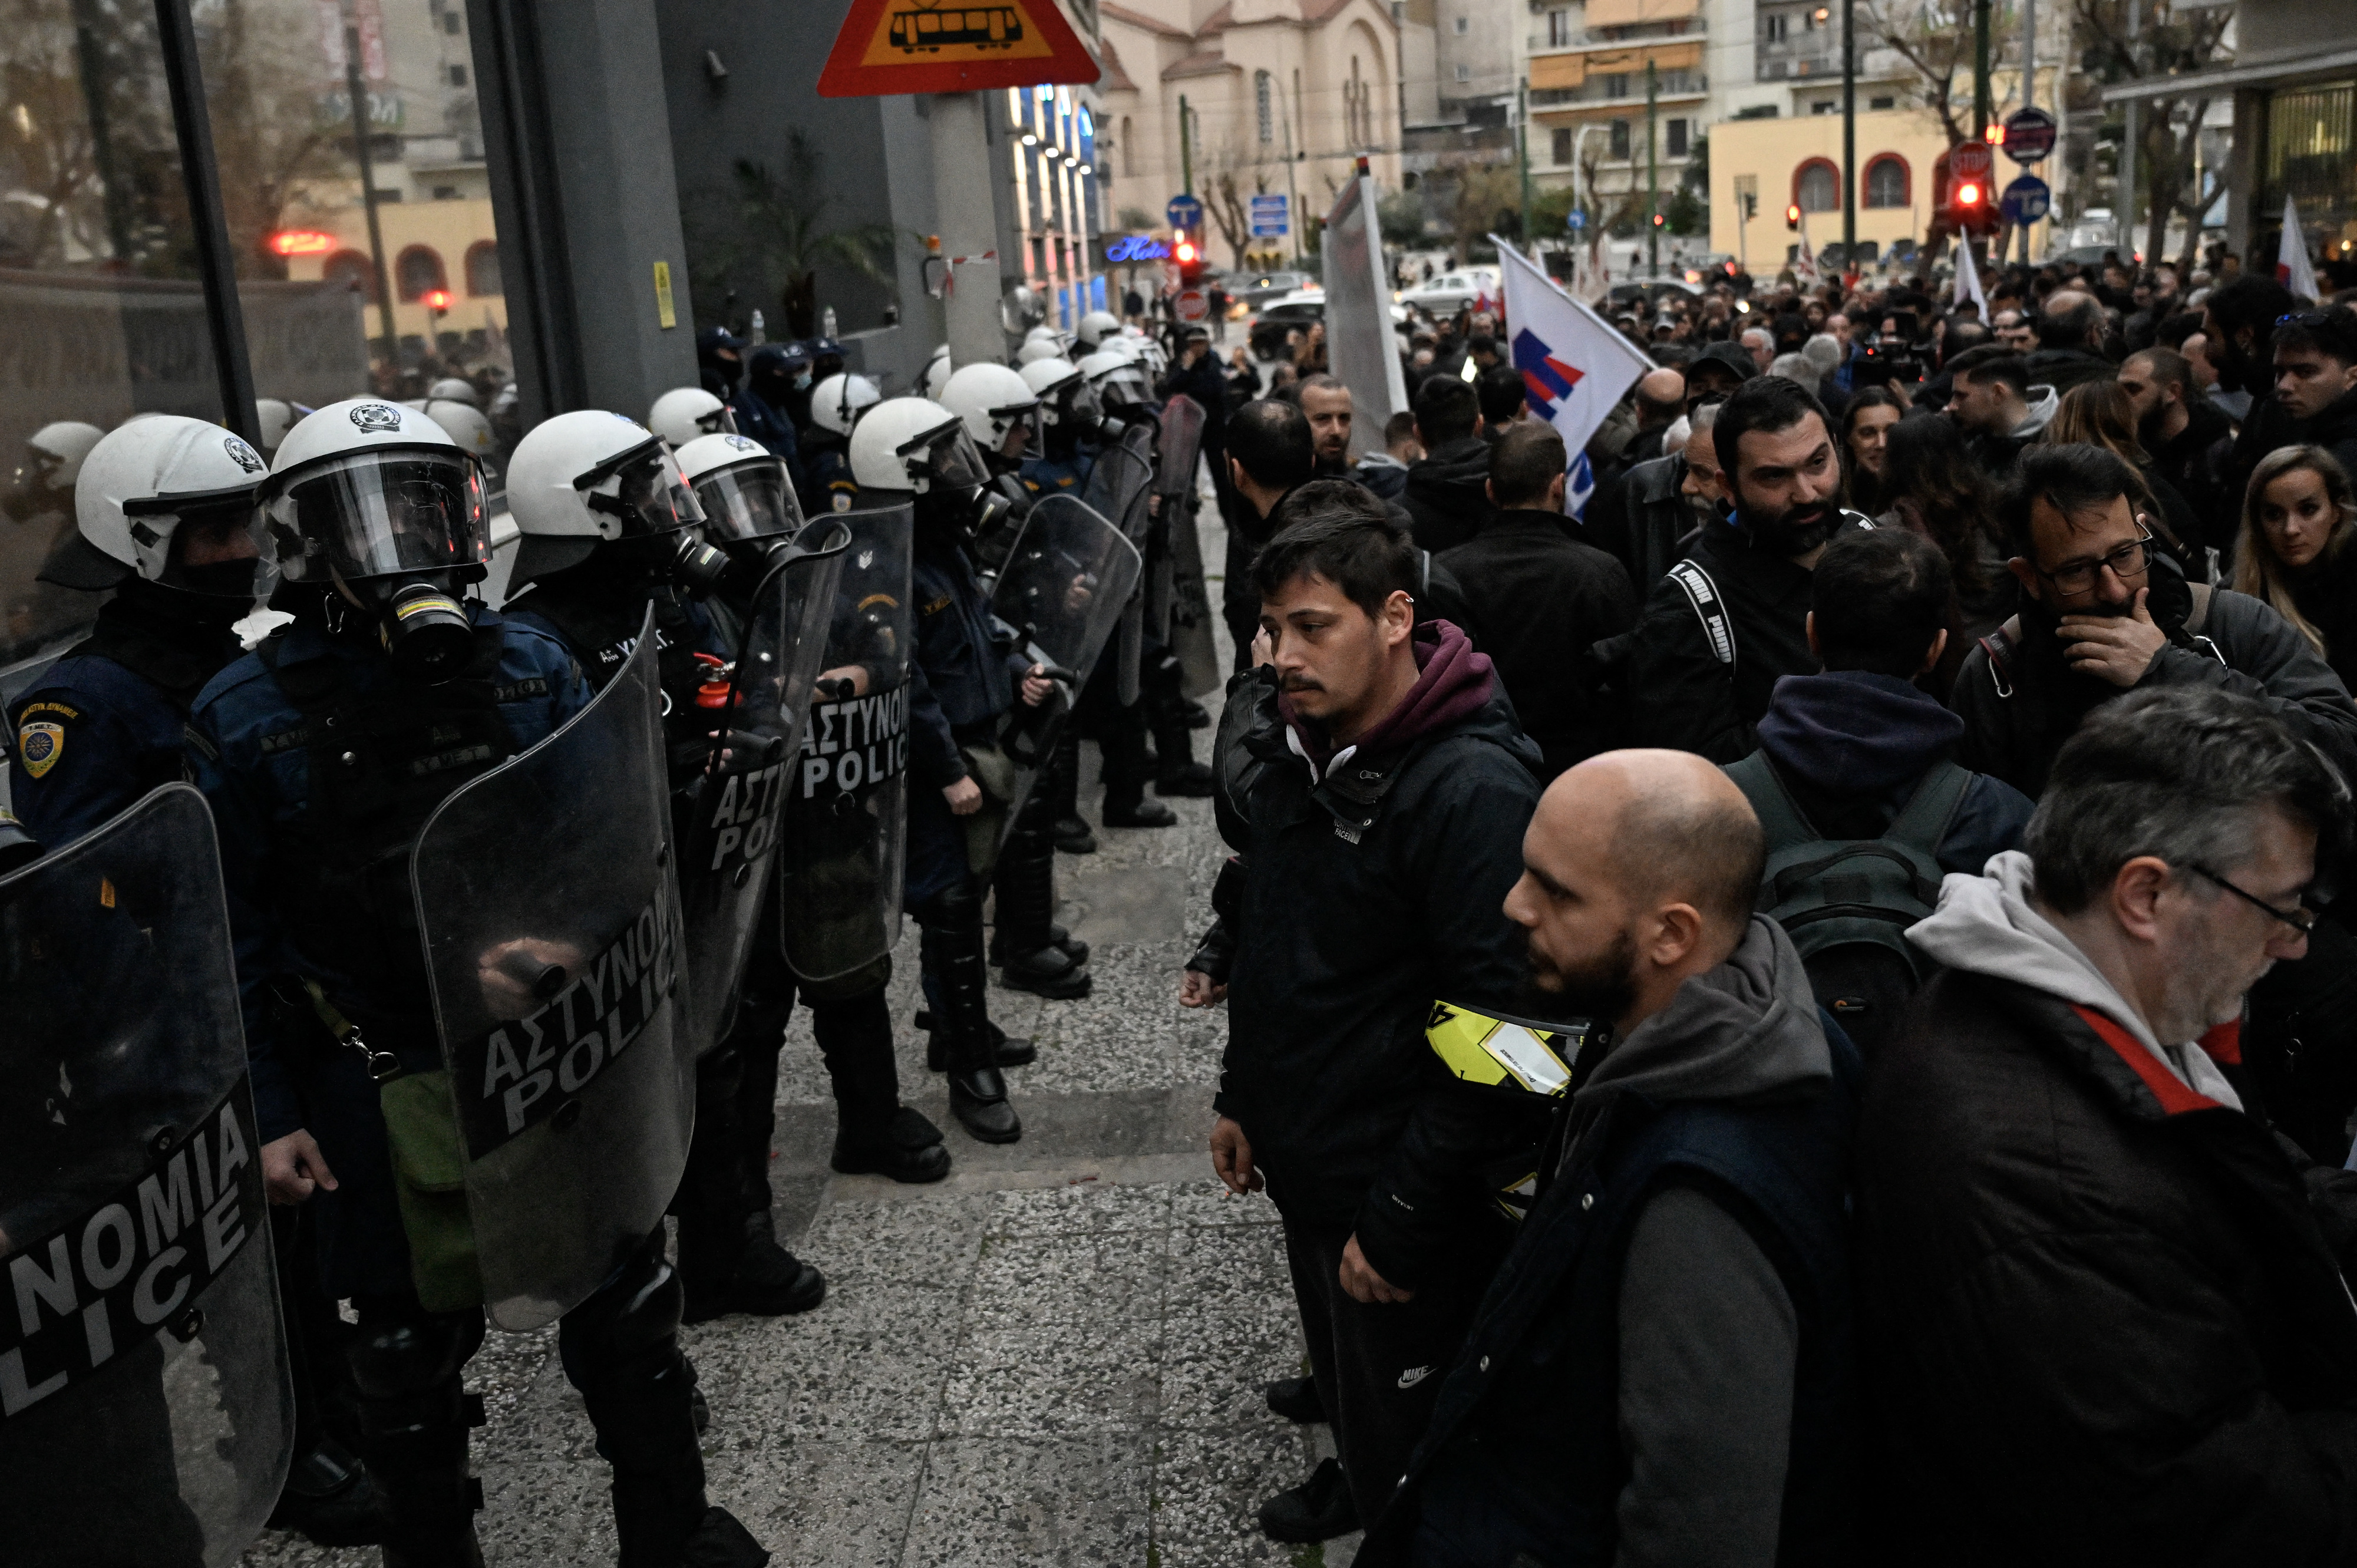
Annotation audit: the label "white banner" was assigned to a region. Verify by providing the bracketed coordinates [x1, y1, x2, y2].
[1322, 173, 1409, 460]
[1490, 238, 1653, 518]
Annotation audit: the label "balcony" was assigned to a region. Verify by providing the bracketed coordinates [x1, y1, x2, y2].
[1530, 70, 1706, 106]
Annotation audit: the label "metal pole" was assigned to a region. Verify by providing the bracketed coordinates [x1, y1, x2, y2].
[1518, 78, 1533, 250]
[1646, 59, 1659, 279]
[1841, 0, 1857, 278]
[345, 24, 398, 355]
[152, 0, 259, 441]
[2118, 2, 2139, 260]
[1180, 93, 1193, 197]
[1973, 0, 1992, 147]
[2021, 0, 2035, 262]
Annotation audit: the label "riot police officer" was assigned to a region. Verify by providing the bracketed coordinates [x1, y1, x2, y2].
[848, 396, 1048, 1140]
[189, 399, 770, 1567]
[674, 430, 953, 1186]
[649, 385, 738, 448]
[499, 410, 828, 1326]
[1014, 357, 1115, 851]
[800, 371, 880, 518]
[939, 365, 1092, 1001]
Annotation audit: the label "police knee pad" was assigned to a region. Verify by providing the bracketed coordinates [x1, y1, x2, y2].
[798, 953, 890, 1006]
[348, 1308, 482, 1402]
[913, 874, 983, 933]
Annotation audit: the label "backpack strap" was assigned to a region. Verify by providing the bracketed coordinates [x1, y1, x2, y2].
[1881, 761, 1973, 860]
[1724, 752, 1818, 856]
[2185, 581, 2212, 636]
[1978, 614, 2022, 699]
[1665, 558, 1735, 669]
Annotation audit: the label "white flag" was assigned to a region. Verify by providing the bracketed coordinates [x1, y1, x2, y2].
[1491, 236, 1654, 520]
[1953, 235, 1990, 322]
[2279, 194, 2322, 304]
[1795, 214, 1819, 285]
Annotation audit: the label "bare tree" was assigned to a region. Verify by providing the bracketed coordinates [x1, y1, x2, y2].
[2072, 0, 2233, 271]
[1209, 169, 1258, 272]
[1862, 0, 2018, 149]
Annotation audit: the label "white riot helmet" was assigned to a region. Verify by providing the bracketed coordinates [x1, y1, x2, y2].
[423, 399, 498, 464]
[848, 395, 1012, 542]
[674, 431, 806, 548]
[261, 398, 492, 677]
[1024, 326, 1060, 345]
[253, 399, 308, 455]
[1019, 355, 1102, 437]
[39, 415, 270, 602]
[504, 410, 716, 591]
[922, 350, 956, 402]
[427, 377, 481, 407]
[939, 362, 1042, 467]
[1016, 338, 1067, 365]
[1074, 310, 1123, 351]
[810, 372, 882, 438]
[1077, 346, 1153, 414]
[648, 386, 736, 447]
[20, 421, 104, 492]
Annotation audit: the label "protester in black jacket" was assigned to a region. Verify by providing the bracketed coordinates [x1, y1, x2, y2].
[2121, 346, 2237, 546]
[1596, 400, 1728, 593]
[1223, 398, 1318, 670]
[1950, 443, 2357, 797]
[2022, 291, 2117, 392]
[1437, 422, 1638, 776]
[1186, 496, 1543, 1546]
[2206, 273, 2303, 509]
[1858, 686, 2357, 1567]
[2269, 306, 2357, 483]
[1401, 377, 1492, 552]
[1624, 376, 1869, 762]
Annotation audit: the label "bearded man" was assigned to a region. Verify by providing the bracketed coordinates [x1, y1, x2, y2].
[1623, 377, 1872, 762]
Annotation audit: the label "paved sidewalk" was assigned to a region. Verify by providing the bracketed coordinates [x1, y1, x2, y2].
[245, 489, 1367, 1567]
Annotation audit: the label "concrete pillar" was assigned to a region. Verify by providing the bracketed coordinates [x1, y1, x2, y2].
[930, 93, 1006, 368]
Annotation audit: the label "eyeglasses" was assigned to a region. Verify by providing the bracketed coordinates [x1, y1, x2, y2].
[2186, 864, 2317, 936]
[2036, 522, 2154, 598]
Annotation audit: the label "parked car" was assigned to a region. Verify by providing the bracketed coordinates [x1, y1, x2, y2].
[1254, 290, 1326, 326]
[1233, 270, 1315, 310]
[1398, 268, 1501, 318]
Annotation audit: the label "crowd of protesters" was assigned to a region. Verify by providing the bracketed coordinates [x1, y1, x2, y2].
[1175, 242, 2357, 1566]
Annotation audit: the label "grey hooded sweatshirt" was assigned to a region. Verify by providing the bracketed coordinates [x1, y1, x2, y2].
[1907, 851, 2244, 1110]
[1566, 916, 1834, 1568]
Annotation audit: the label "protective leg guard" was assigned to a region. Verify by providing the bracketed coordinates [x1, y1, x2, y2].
[817, 989, 952, 1182]
[346, 1303, 488, 1568]
[562, 1236, 767, 1568]
[1049, 728, 1095, 853]
[674, 1045, 752, 1316]
[989, 826, 1093, 1001]
[916, 879, 1022, 1143]
[1100, 701, 1177, 828]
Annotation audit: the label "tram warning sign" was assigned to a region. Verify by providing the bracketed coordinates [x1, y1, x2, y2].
[818, 0, 1101, 97]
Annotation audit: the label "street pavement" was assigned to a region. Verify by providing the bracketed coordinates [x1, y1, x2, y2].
[243, 486, 1365, 1567]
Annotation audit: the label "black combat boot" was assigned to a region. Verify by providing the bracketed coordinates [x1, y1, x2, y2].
[1150, 695, 1214, 797]
[1100, 701, 1177, 828]
[919, 880, 1023, 1143]
[990, 834, 1093, 999]
[817, 986, 951, 1181]
[917, 1011, 1037, 1069]
[348, 1309, 488, 1568]
[1049, 728, 1096, 853]
[266, 1436, 395, 1547]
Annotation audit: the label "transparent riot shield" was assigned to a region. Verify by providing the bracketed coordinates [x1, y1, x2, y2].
[989, 493, 1146, 837]
[778, 503, 916, 986]
[411, 617, 692, 1331]
[0, 784, 292, 1567]
[1084, 422, 1156, 706]
[675, 523, 850, 1045]
[1148, 397, 1209, 642]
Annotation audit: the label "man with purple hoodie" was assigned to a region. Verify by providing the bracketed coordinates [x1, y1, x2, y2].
[1183, 485, 1544, 1546]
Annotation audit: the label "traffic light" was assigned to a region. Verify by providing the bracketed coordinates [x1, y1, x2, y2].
[1950, 177, 1995, 235]
[1786, 203, 1801, 232]
[1651, 212, 1666, 228]
[1173, 230, 1206, 285]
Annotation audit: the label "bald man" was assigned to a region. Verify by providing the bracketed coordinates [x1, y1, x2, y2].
[1365, 750, 1861, 1568]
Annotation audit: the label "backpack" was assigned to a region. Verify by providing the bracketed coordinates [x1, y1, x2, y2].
[1724, 751, 1970, 1053]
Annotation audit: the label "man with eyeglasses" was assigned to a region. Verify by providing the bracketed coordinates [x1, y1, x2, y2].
[1951, 443, 2357, 799]
[1856, 685, 2357, 1564]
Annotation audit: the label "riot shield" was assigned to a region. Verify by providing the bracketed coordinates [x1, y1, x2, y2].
[1154, 395, 1206, 503]
[0, 784, 292, 1567]
[988, 494, 1146, 837]
[411, 616, 694, 1332]
[778, 503, 916, 986]
[675, 523, 850, 1045]
[1083, 422, 1157, 706]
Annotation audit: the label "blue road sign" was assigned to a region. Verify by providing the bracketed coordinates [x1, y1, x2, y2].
[1249, 193, 1288, 236]
[1166, 194, 1203, 230]
[2001, 174, 2052, 227]
[1567, 209, 1587, 232]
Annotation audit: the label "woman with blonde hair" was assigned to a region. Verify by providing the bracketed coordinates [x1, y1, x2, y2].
[2044, 378, 2209, 580]
[2234, 445, 2357, 685]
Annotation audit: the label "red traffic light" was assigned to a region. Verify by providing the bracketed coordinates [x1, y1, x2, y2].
[1651, 212, 1665, 227]
[1953, 181, 1983, 209]
[1175, 237, 1196, 263]
[1785, 203, 1801, 231]
[424, 289, 451, 312]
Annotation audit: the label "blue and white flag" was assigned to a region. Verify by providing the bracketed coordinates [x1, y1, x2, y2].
[1491, 238, 1653, 520]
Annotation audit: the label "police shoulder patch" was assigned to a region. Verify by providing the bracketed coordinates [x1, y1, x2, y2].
[16, 719, 64, 780]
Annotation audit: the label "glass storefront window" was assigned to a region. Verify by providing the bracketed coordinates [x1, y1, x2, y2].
[0, 0, 228, 663]
[193, 0, 515, 495]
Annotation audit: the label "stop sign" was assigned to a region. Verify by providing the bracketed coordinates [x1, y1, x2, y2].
[1176, 288, 1209, 323]
[1950, 141, 1993, 183]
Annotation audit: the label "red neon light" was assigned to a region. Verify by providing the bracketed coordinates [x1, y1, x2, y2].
[269, 230, 336, 257]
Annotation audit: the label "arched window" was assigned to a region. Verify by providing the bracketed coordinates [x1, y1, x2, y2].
[1864, 154, 1909, 209]
[1794, 159, 1838, 213]
[322, 249, 374, 293]
[394, 245, 447, 302]
[464, 241, 502, 296]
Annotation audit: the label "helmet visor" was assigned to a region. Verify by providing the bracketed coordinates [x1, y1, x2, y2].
[995, 402, 1045, 463]
[133, 487, 273, 599]
[900, 421, 992, 494]
[1100, 364, 1154, 408]
[579, 438, 706, 537]
[1059, 379, 1104, 428]
[694, 457, 805, 543]
[263, 448, 490, 583]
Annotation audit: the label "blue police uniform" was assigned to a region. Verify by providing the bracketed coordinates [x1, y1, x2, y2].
[187, 605, 588, 1298]
[798, 437, 859, 518]
[1018, 449, 1093, 499]
[904, 526, 1028, 906]
[5, 590, 245, 849]
[729, 383, 807, 497]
